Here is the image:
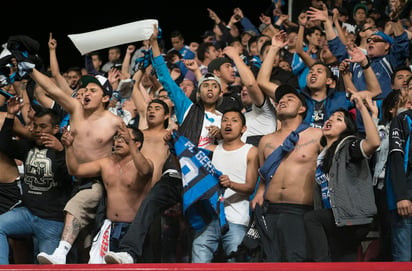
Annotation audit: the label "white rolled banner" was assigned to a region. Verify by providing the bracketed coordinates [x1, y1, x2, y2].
[68, 19, 158, 55]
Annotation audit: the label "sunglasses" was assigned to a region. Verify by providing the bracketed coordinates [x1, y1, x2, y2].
[366, 37, 386, 43]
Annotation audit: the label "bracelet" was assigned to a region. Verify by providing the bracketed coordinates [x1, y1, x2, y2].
[361, 56, 371, 70]
[229, 180, 233, 189]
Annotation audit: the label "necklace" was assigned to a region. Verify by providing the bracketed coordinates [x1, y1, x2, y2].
[313, 101, 326, 122]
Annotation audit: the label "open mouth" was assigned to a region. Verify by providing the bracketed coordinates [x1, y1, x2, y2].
[323, 121, 332, 130]
[310, 76, 317, 84]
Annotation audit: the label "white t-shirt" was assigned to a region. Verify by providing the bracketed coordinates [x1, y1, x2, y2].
[242, 97, 277, 143]
[198, 111, 222, 148]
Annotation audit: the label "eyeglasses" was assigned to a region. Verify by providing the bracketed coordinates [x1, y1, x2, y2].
[366, 37, 386, 43]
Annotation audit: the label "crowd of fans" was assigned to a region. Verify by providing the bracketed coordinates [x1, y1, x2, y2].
[1, 0, 412, 265]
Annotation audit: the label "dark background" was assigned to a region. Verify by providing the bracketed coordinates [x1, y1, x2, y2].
[2, 0, 287, 71]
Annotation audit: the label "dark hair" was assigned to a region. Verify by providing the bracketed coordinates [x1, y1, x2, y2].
[260, 40, 278, 57]
[247, 36, 258, 50]
[90, 51, 103, 61]
[127, 125, 144, 150]
[310, 61, 333, 79]
[381, 89, 401, 125]
[304, 26, 323, 44]
[197, 42, 215, 62]
[320, 108, 357, 173]
[222, 108, 246, 126]
[34, 108, 62, 127]
[170, 30, 184, 40]
[286, 26, 298, 34]
[65, 66, 82, 75]
[165, 50, 182, 65]
[391, 66, 412, 86]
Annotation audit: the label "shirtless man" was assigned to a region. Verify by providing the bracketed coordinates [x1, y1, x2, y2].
[0, 112, 21, 215]
[251, 84, 322, 262]
[24, 68, 123, 264]
[128, 67, 172, 186]
[141, 99, 171, 186]
[61, 122, 153, 259]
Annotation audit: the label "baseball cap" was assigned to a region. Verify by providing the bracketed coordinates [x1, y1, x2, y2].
[80, 74, 113, 98]
[371, 31, 394, 45]
[197, 72, 221, 92]
[353, 3, 368, 15]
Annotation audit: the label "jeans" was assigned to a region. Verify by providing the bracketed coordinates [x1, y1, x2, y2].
[0, 207, 63, 264]
[390, 210, 412, 261]
[110, 222, 130, 252]
[191, 219, 247, 263]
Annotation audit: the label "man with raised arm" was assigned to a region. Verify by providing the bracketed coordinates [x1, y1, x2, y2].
[19, 62, 123, 263]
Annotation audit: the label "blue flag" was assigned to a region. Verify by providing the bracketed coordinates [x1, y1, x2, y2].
[169, 130, 228, 233]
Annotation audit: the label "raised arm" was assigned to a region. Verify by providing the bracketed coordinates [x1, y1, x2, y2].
[48, 33, 74, 97]
[121, 44, 136, 79]
[344, 44, 382, 98]
[130, 69, 149, 130]
[223, 46, 265, 106]
[295, 14, 317, 69]
[256, 31, 287, 98]
[349, 89, 380, 156]
[30, 68, 79, 114]
[149, 24, 193, 124]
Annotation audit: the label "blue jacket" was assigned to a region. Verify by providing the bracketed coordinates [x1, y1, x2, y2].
[291, 48, 319, 89]
[153, 55, 210, 145]
[299, 87, 349, 127]
[328, 32, 410, 100]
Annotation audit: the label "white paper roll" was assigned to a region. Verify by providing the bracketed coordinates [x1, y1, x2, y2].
[68, 19, 158, 55]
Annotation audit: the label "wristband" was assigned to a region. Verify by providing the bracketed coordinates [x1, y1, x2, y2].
[361, 56, 371, 70]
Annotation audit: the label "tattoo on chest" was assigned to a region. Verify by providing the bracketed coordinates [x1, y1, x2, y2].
[295, 139, 318, 151]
